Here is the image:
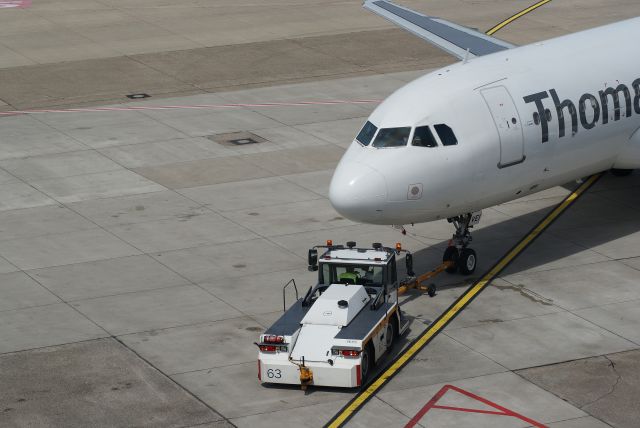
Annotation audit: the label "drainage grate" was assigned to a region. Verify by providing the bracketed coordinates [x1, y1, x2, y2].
[126, 93, 151, 100]
[207, 132, 268, 147]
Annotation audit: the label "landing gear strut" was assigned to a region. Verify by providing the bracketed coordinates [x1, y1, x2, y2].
[443, 212, 479, 275]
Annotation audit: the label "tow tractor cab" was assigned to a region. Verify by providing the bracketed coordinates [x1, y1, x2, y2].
[257, 241, 412, 389]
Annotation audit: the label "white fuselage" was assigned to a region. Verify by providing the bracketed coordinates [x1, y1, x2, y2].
[329, 18, 640, 225]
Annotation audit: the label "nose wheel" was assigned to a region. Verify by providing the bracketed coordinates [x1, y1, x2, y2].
[443, 213, 479, 276]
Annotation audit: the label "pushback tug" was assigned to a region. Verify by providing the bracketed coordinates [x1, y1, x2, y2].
[257, 240, 442, 389]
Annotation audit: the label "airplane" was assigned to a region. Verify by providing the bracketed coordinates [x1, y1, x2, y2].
[329, 0, 640, 275]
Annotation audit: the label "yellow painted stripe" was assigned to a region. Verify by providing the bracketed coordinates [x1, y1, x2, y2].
[326, 174, 602, 428]
[486, 0, 553, 35]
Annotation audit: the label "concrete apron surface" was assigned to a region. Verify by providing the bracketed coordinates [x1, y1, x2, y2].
[0, 68, 639, 427]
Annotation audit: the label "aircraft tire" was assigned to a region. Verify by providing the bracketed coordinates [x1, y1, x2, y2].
[443, 247, 459, 274]
[459, 248, 477, 275]
[611, 168, 633, 177]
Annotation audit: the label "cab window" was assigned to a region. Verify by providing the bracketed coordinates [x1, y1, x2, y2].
[434, 124, 458, 146]
[372, 127, 411, 148]
[321, 263, 384, 286]
[412, 126, 438, 147]
[356, 121, 377, 146]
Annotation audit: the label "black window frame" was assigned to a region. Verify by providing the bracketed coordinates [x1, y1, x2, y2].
[355, 121, 378, 146]
[412, 126, 439, 147]
[434, 124, 458, 146]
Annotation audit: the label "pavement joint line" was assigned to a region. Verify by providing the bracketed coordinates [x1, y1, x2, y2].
[111, 335, 239, 428]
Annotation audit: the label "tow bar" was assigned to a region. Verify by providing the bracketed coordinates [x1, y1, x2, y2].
[398, 261, 454, 297]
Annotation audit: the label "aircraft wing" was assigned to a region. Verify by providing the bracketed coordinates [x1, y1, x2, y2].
[363, 0, 516, 60]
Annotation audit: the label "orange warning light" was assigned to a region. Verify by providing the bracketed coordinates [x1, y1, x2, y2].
[326, 240, 333, 247]
[396, 242, 402, 251]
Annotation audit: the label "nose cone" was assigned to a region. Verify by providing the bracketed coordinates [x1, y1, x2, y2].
[329, 161, 388, 223]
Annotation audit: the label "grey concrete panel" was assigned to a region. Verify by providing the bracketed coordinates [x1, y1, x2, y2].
[447, 312, 636, 370]
[31, 170, 165, 203]
[153, 239, 302, 284]
[120, 317, 265, 375]
[242, 144, 345, 176]
[518, 350, 640, 428]
[0, 228, 141, 270]
[0, 150, 122, 181]
[552, 219, 640, 260]
[547, 417, 612, 428]
[281, 170, 334, 198]
[28, 255, 190, 301]
[227, 198, 353, 237]
[200, 267, 315, 316]
[231, 400, 345, 428]
[0, 303, 106, 354]
[0, 272, 60, 312]
[248, 126, 331, 152]
[444, 278, 564, 330]
[62, 118, 190, 149]
[0, 205, 96, 242]
[378, 372, 586, 428]
[179, 176, 322, 212]
[107, 212, 258, 253]
[0, 116, 87, 160]
[502, 233, 610, 276]
[574, 300, 640, 345]
[156, 109, 281, 138]
[0, 339, 223, 427]
[0, 167, 18, 185]
[295, 117, 366, 148]
[71, 285, 242, 335]
[0, 182, 56, 212]
[503, 261, 640, 311]
[173, 362, 353, 419]
[0, 256, 18, 274]
[98, 137, 237, 168]
[133, 156, 274, 189]
[69, 190, 208, 227]
[382, 334, 506, 393]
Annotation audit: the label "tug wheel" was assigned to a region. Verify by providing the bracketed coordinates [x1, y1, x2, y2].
[443, 247, 459, 274]
[360, 344, 374, 386]
[384, 319, 397, 349]
[459, 248, 477, 275]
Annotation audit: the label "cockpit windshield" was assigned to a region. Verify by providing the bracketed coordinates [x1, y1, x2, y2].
[372, 127, 411, 148]
[355, 121, 377, 146]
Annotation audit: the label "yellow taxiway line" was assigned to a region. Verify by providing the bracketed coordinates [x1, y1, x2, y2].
[325, 6, 614, 425]
[487, 0, 554, 35]
[325, 173, 600, 427]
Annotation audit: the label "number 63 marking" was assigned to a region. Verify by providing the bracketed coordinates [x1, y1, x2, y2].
[267, 369, 282, 379]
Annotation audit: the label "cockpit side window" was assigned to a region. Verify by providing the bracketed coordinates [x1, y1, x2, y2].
[372, 127, 411, 148]
[412, 126, 438, 147]
[434, 124, 458, 146]
[356, 121, 378, 146]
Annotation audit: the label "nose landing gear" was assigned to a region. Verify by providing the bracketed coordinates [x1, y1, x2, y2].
[443, 212, 480, 275]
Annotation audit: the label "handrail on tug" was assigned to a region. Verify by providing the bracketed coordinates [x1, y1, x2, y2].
[282, 278, 299, 312]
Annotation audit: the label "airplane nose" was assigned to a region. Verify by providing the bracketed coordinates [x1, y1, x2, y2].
[329, 161, 388, 222]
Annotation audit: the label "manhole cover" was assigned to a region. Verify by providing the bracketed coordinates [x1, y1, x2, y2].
[229, 138, 259, 145]
[208, 132, 268, 147]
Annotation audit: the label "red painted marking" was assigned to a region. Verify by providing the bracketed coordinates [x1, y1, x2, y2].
[405, 384, 548, 428]
[0, 0, 30, 8]
[0, 99, 382, 117]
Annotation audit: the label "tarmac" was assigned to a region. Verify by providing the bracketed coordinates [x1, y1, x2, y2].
[1, 1, 640, 427]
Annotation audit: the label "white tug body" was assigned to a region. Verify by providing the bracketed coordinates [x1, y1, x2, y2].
[257, 242, 410, 388]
